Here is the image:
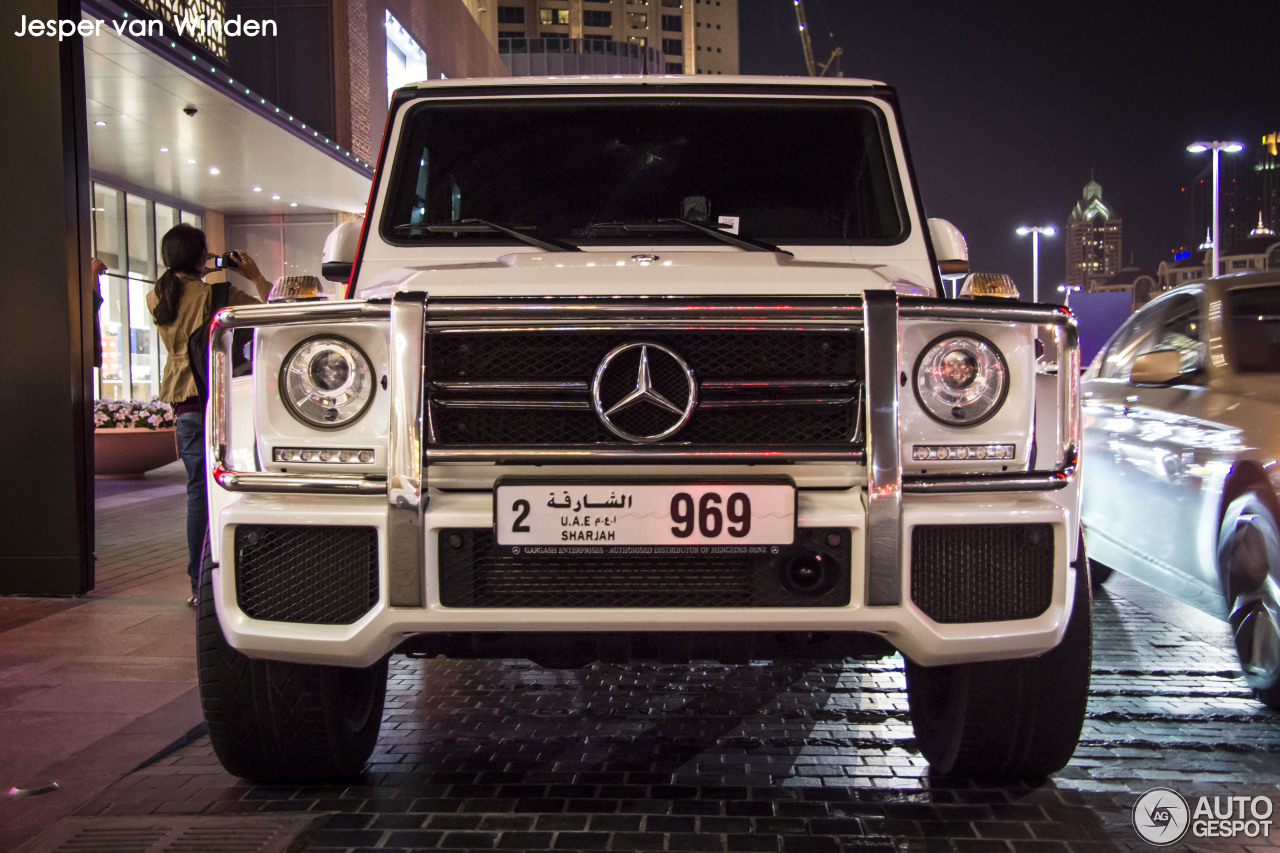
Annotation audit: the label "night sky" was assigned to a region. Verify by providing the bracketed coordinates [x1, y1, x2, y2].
[739, 1, 1280, 300]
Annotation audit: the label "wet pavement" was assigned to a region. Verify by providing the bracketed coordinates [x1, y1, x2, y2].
[9, 467, 1280, 852]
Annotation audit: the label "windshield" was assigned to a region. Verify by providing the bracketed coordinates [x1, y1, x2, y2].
[380, 96, 906, 248]
[1228, 285, 1280, 373]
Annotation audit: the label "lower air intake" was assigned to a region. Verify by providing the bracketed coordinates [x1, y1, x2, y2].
[910, 524, 1054, 623]
[234, 525, 378, 624]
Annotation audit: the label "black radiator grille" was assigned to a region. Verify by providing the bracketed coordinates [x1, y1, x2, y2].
[427, 328, 863, 447]
[234, 525, 379, 624]
[910, 524, 1054, 624]
[437, 528, 851, 609]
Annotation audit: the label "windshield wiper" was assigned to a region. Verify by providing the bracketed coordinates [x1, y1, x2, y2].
[393, 218, 580, 252]
[584, 218, 790, 255]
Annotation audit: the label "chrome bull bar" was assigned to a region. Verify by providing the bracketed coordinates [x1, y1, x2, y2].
[207, 293, 1080, 611]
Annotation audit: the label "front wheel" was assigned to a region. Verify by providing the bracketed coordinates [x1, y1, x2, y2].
[1219, 490, 1280, 711]
[905, 535, 1092, 779]
[196, 566, 388, 782]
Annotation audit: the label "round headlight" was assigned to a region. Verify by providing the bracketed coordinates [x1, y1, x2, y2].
[914, 333, 1008, 426]
[280, 336, 374, 429]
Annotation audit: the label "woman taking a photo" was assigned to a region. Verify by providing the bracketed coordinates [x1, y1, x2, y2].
[148, 223, 272, 606]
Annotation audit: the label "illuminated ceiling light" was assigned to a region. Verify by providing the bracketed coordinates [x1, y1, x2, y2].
[186, 158, 196, 164]
[159, 147, 168, 152]
[289, 202, 298, 207]
[271, 194, 280, 200]
[93, 120, 106, 126]
[208, 167, 219, 175]
[252, 186, 262, 192]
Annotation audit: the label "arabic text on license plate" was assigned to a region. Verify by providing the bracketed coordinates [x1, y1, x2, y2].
[495, 483, 795, 546]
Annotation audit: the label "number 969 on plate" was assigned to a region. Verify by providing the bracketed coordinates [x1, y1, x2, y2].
[494, 479, 796, 547]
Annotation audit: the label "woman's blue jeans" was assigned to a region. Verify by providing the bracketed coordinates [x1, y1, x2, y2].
[175, 411, 206, 597]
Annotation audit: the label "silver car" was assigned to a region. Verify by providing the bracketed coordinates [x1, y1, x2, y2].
[1082, 271, 1280, 709]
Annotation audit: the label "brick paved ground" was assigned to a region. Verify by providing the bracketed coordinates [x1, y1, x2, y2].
[56, 571, 1280, 852]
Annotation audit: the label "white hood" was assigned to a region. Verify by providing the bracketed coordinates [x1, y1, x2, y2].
[353, 249, 937, 299]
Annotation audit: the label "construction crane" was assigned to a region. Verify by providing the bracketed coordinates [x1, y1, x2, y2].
[793, 0, 843, 77]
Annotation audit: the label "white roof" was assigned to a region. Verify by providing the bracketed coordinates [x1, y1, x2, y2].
[401, 74, 889, 93]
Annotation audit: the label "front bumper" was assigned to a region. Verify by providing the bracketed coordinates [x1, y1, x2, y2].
[208, 293, 1082, 669]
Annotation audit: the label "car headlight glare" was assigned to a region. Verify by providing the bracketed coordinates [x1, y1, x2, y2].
[280, 336, 374, 429]
[914, 334, 1008, 426]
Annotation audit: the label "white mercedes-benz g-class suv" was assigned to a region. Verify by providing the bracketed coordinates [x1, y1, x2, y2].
[198, 76, 1087, 783]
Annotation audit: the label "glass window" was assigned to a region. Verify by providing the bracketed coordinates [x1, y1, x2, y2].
[497, 6, 525, 23]
[665, 61, 682, 72]
[662, 37, 682, 54]
[91, 182, 205, 400]
[662, 14, 681, 30]
[1098, 292, 1203, 380]
[92, 185, 127, 400]
[1227, 285, 1280, 373]
[583, 9, 612, 26]
[628, 12, 647, 27]
[1147, 293, 1204, 375]
[378, 98, 905, 265]
[1097, 305, 1162, 380]
[540, 8, 569, 25]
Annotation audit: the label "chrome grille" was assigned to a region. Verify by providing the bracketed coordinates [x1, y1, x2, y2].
[426, 328, 864, 448]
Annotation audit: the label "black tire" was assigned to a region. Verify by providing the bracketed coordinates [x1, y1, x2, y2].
[196, 566, 388, 782]
[1088, 558, 1113, 589]
[1218, 490, 1280, 711]
[905, 534, 1092, 779]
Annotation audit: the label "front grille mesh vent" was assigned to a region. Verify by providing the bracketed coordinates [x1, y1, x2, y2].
[438, 528, 851, 608]
[910, 524, 1054, 623]
[235, 525, 378, 624]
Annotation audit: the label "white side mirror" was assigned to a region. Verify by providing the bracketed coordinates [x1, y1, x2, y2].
[321, 219, 362, 283]
[928, 218, 969, 275]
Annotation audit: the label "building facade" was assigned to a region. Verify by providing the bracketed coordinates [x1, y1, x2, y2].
[1065, 178, 1123, 290]
[468, 0, 738, 75]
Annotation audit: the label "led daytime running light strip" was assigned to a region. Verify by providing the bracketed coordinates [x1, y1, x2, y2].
[912, 444, 1015, 461]
[274, 447, 375, 463]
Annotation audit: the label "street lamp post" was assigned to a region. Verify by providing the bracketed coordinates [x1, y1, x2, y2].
[1058, 284, 1081, 307]
[1187, 141, 1244, 279]
[1016, 225, 1055, 302]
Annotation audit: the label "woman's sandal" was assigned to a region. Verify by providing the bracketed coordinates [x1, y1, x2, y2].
[185, 594, 198, 607]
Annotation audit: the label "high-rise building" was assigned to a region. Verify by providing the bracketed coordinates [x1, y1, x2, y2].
[468, 1, 738, 76]
[1181, 135, 1280, 261]
[1066, 178, 1123, 290]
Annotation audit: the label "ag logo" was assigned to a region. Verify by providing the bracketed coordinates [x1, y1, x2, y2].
[1133, 787, 1190, 845]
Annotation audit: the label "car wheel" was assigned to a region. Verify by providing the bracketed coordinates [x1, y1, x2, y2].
[196, 565, 388, 782]
[1219, 490, 1280, 710]
[905, 535, 1092, 779]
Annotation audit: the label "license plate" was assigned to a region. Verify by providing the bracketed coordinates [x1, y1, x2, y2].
[494, 480, 796, 547]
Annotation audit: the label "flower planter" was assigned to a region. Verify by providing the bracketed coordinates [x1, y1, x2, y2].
[94, 427, 179, 479]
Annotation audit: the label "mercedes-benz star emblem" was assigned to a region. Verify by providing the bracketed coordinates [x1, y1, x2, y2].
[592, 343, 697, 443]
